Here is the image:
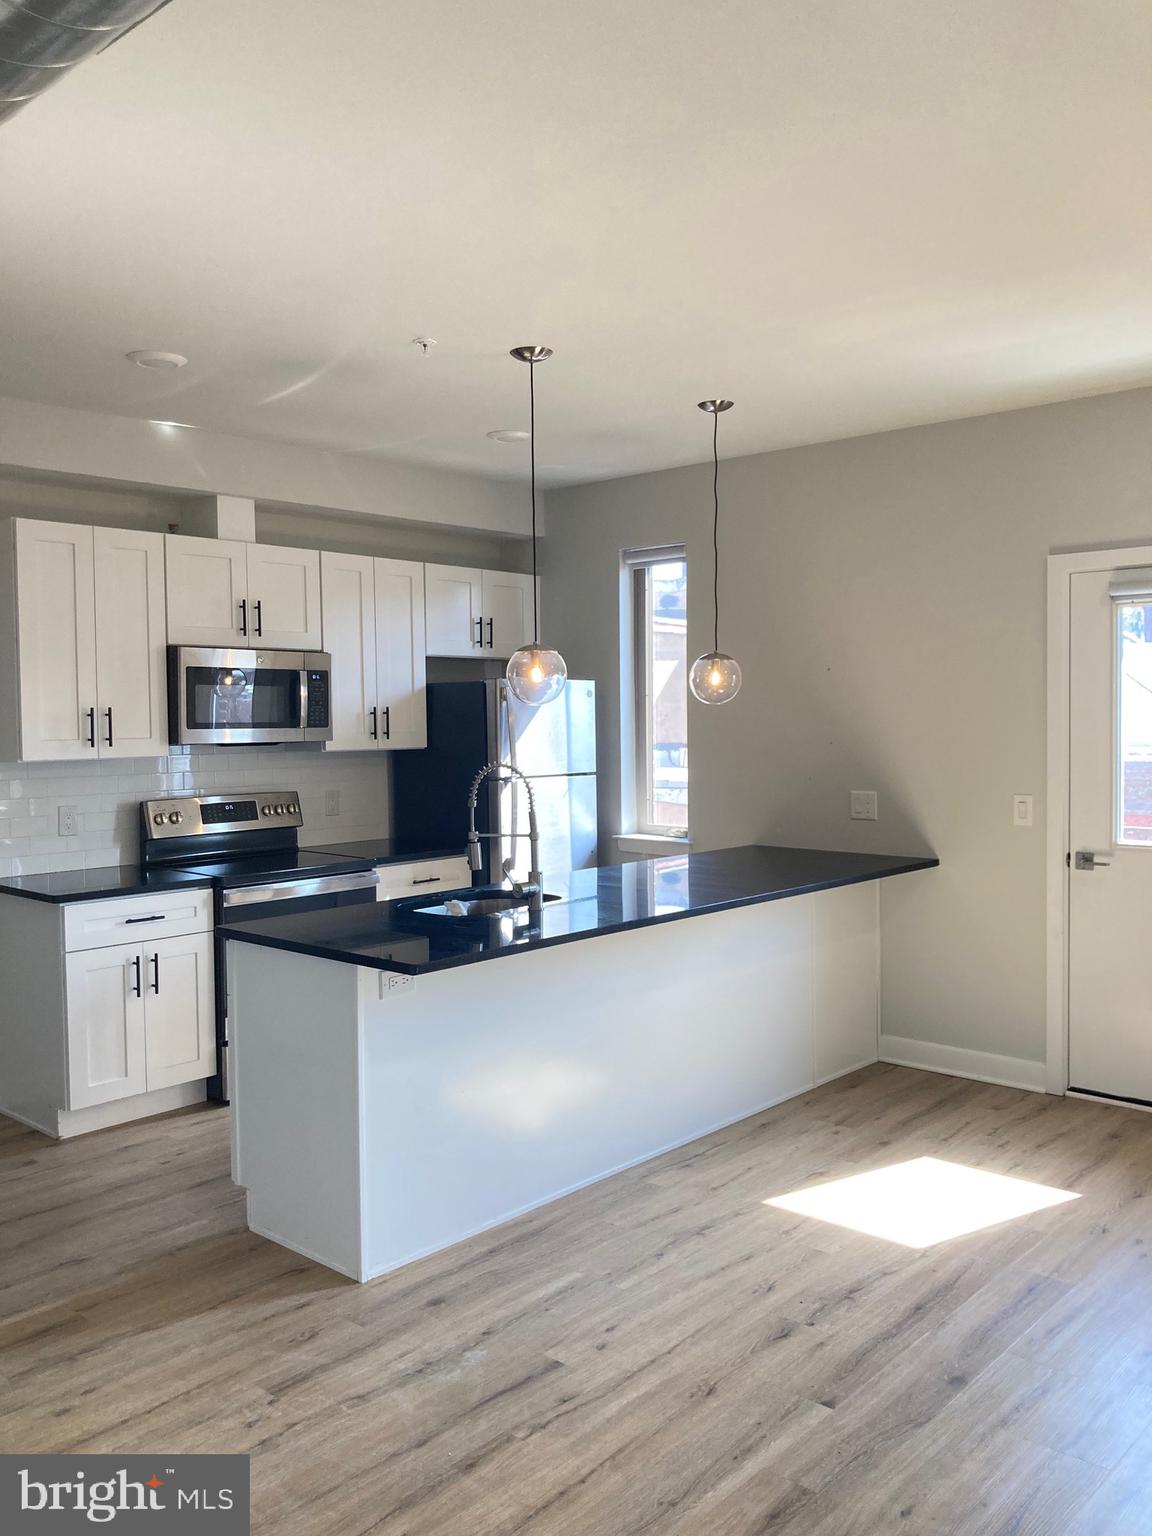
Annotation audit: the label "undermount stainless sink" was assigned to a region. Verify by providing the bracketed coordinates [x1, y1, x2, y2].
[410, 892, 562, 921]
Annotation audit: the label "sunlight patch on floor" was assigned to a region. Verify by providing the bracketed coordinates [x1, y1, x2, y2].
[763, 1156, 1080, 1248]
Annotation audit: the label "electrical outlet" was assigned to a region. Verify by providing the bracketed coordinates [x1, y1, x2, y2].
[850, 790, 878, 821]
[324, 789, 340, 817]
[1013, 794, 1033, 827]
[58, 805, 78, 837]
[378, 972, 414, 998]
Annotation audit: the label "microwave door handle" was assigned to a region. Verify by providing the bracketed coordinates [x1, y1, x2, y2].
[299, 668, 309, 733]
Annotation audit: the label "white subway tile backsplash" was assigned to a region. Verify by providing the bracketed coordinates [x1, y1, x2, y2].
[0, 748, 390, 873]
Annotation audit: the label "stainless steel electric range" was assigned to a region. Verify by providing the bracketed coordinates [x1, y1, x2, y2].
[140, 788, 378, 1101]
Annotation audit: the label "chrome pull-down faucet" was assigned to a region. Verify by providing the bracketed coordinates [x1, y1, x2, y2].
[466, 760, 543, 917]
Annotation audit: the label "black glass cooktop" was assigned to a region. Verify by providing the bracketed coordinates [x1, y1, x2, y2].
[176, 848, 376, 887]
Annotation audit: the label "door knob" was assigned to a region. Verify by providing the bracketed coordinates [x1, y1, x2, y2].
[1074, 850, 1112, 870]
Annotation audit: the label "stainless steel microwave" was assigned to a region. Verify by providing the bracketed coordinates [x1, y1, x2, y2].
[167, 647, 333, 746]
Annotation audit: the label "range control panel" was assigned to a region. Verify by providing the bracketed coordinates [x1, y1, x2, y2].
[142, 789, 304, 839]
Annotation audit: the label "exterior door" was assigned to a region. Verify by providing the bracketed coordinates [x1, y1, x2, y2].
[321, 551, 378, 752]
[65, 943, 147, 1108]
[14, 519, 98, 762]
[1068, 563, 1152, 1101]
[482, 569, 535, 658]
[246, 544, 322, 649]
[425, 564, 483, 657]
[144, 932, 216, 1090]
[93, 527, 168, 758]
[165, 534, 249, 646]
[375, 557, 427, 750]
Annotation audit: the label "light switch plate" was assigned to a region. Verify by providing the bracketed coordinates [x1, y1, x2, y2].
[324, 789, 340, 817]
[1013, 794, 1033, 827]
[850, 790, 878, 821]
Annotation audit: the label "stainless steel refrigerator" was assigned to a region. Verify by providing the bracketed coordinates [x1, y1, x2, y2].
[391, 679, 598, 884]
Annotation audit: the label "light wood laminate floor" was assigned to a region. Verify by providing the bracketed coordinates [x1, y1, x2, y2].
[4, 1065, 1152, 1534]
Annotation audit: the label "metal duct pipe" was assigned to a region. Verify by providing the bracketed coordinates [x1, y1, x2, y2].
[0, 0, 172, 125]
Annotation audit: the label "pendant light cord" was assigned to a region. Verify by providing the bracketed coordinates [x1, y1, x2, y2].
[711, 409, 720, 655]
[530, 361, 539, 645]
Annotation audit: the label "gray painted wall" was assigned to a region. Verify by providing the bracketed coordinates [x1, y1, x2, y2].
[543, 384, 1152, 1070]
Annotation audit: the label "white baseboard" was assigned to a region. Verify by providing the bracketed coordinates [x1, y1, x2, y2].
[879, 1034, 1047, 1094]
[56, 1082, 208, 1140]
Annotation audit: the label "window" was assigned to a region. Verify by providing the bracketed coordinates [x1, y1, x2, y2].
[1116, 598, 1152, 844]
[627, 547, 688, 836]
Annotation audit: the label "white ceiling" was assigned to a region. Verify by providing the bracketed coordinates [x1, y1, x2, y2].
[2, 0, 1151, 487]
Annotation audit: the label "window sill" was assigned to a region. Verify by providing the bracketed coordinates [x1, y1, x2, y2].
[615, 833, 693, 855]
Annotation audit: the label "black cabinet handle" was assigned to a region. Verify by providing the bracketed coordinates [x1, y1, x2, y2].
[382, 705, 390, 740]
[131, 955, 142, 998]
[474, 617, 484, 647]
[369, 706, 378, 740]
[254, 599, 263, 638]
[411, 875, 441, 885]
[239, 598, 248, 637]
[105, 706, 113, 748]
[486, 618, 494, 649]
[86, 707, 96, 749]
[125, 914, 166, 925]
[150, 954, 160, 994]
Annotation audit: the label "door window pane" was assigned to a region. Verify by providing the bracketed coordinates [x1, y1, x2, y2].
[1116, 602, 1152, 844]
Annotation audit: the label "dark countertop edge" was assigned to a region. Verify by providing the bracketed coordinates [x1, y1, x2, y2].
[219, 855, 939, 977]
[300, 843, 470, 868]
[0, 873, 216, 905]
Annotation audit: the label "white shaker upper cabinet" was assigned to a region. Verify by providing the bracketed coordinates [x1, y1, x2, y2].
[165, 535, 249, 647]
[92, 526, 168, 759]
[321, 551, 378, 751]
[166, 537, 322, 649]
[425, 565, 484, 658]
[9, 520, 98, 762]
[245, 544, 322, 649]
[321, 554, 427, 752]
[374, 558, 427, 751]
[482, 569, 535, 658]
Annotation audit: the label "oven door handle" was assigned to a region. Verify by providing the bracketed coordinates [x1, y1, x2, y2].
[222, 871, 380, 909]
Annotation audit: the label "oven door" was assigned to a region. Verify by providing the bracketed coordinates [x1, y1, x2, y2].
[169, 647, 307, 746]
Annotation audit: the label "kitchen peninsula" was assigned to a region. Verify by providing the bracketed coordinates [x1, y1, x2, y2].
[221, 844, 937, 1281]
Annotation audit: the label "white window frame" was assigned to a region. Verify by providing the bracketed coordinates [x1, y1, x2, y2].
[624, 545, 688, 840]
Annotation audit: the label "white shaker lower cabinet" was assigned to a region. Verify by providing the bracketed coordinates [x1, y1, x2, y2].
[0, 519, 167, 763]
[67, 933, 215, 1110]
[321, 552, 426, 751]
[0, 889, 215, 1138]
[64, 943, 149, 1108]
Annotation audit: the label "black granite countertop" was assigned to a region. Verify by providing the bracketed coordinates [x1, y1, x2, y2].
[300, 837, 469, 867]
[0, 864, 215, 905]
[218, 843, 938, 977]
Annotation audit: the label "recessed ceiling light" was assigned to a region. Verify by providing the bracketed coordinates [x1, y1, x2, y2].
[127, 350, 188, 370]
[487, 429, 530, 443]
[150, 419, 198, 430]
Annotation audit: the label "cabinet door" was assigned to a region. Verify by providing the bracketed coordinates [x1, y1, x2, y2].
[93, 527, 168, 758]
[482, 569, 535, 658]
[246, 544, 322, 649]
[165, 535, 249, 646]
[321, 551, 378, 752]
[144, 932, 216, 1090]
[14, 520, 98, 762]
[425, 564, 483, 657]
[65, 943, 147, 1108]
[375, 558, 427, 750]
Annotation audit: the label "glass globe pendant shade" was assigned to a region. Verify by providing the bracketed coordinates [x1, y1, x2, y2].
[506, 644, 568, 706]
[689, 650, 742, 705]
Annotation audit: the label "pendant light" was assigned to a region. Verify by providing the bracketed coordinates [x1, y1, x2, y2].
[689, 398, 742, 704]
[505, 344, 568, 706]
